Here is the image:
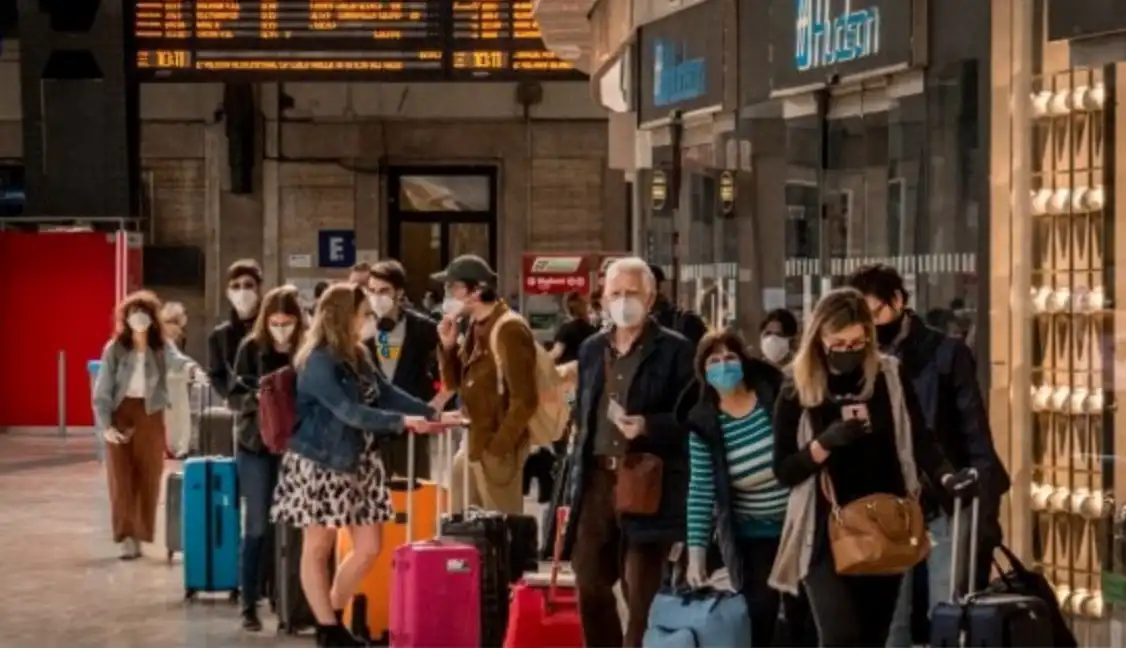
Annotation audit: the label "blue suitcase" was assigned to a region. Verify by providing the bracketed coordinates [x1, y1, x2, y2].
[182, 457, 241, 600]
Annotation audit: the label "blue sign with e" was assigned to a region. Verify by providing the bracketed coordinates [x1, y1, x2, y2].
[318, 229, 356, 268]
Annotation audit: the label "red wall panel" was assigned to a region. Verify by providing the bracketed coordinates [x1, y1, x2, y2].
[0, 232, 117, 428]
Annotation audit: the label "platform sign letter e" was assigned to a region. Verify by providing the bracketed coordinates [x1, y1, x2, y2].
[318, 230, 356, 269]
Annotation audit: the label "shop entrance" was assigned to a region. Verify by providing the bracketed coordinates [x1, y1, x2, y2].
[780, 68, 980, 337]
[387, 166, 498, 304]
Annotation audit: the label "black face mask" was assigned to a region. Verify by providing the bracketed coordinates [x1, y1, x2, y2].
[875, 312, 905, 347]
[827, 348, 866, 374]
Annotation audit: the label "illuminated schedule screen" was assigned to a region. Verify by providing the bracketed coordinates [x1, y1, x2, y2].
[135, 0, 584, 80]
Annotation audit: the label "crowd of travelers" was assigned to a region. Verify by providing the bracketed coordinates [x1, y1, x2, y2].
[90, 251, 1011, 648]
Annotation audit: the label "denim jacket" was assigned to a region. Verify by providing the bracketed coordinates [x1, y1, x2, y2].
[289, 345, 436, 473]
[92, 339, 198, 430]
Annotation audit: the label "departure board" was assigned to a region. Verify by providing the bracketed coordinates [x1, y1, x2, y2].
[134, 0, 584, 80]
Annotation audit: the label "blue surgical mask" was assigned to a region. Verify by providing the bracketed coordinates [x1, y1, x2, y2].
[705, 360, 744, 394]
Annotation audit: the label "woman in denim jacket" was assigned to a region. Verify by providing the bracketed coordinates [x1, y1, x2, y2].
[271, 283, 456, 648]
[92, 290, 203, 560]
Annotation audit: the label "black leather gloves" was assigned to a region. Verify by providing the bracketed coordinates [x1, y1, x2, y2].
[817, 419, 869, 450]
[942, 467, 980, 498]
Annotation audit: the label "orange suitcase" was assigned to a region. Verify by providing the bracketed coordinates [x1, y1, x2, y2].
[337, 478, 445, 644]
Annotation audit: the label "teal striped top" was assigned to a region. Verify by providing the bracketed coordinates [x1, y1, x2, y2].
[686, 406, 789, 548]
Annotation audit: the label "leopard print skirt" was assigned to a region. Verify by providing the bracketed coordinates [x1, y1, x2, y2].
[270, 433, 394, 528]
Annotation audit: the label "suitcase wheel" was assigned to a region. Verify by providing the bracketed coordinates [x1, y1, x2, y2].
[184, 589, 196, 601]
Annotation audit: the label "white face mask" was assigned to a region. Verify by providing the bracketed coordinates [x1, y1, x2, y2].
[127, 311, 151, 333]
[371, 294, 395, 318]
[269, 324, 295, 345]
[760, 334, 791, 363]
[608, 297, 645, 328]
[228, 288, 258, 317]
[360, 316, 377, 340]
[442, 297, 466, 316]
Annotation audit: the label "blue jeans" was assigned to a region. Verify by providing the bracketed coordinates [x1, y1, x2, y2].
[237, 450, 279, 612]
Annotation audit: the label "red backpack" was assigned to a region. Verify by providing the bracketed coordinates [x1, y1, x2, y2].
[258, 365, 297, 453]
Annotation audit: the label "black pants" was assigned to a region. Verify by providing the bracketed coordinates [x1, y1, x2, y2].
[803, 552, 903, 647]
[737, 537, 819, 647]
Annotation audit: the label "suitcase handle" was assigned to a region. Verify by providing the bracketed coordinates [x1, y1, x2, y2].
[547, 506, 569, 613]
[403, 427, 466, 543]
[948, 493, 981, 603]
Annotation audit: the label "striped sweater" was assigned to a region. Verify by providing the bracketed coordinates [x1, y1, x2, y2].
[687, 406, 789, 548]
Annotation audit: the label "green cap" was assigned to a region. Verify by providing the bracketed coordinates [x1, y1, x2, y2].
[431, 254, 497, 286]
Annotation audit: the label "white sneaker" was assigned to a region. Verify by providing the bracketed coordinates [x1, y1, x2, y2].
[120, 538, 136, 560]
[129, 539, 142, 558]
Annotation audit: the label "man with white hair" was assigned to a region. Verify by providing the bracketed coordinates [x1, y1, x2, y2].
[561, 256, 695, 647]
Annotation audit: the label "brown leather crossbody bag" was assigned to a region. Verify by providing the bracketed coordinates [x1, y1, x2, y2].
[820, 472, 931, 576]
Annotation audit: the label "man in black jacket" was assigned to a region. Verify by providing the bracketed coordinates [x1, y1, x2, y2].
[848, 264, 1010, 646]
[364, 259, 443, 478]
[562, 257, 694, 648]
[648, 263, 707, 345]
[207, 259, 263, 403]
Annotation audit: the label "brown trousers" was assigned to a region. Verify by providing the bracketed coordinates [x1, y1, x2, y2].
[106, 397, 166, 543]
[571, 466, 670, 648]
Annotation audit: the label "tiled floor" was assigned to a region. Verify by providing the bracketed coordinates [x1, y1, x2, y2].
[0, 433, 553, 648]
[0, 434, 308, 648]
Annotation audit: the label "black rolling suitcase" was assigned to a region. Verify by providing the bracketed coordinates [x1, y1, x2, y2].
[274, 523, 318, 635]
[441, 510, 512, 647]
[930, 495, 1056, 647]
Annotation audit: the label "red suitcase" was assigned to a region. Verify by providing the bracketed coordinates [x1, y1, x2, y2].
[390, 431, 482, 648]
[503, 507, 584, 648]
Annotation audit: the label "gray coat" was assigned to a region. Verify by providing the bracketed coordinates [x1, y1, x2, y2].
[92, 339, 198, 430]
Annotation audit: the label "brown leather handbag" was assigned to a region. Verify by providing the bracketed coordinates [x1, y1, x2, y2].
[614, 452, 664, 515]
[821, 473, 931, 576]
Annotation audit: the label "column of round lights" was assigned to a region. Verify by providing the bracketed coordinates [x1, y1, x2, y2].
[1028, 79, 1109, 620]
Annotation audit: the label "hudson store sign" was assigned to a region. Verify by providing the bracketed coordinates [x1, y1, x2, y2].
[769, 0, 925, 94]
[636, 0, 725, 124]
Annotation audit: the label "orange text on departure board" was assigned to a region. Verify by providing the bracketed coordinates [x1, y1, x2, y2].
[309, 1, 421, 30]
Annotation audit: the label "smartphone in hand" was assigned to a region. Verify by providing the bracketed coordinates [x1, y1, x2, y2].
[840, 403, 870, 422]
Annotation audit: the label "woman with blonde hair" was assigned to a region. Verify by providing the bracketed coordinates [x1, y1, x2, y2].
[768, 288, 978, 647]
[229, 285, 307, 631]
[92, 290, 203, 560]
[270, 283, 458, 648]
[159, 301, 193, 457]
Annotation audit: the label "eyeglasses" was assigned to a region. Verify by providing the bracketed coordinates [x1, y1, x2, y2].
[825, 339, 868, 353]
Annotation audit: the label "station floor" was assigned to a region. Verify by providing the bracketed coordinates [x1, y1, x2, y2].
[0, 433, 313, 648]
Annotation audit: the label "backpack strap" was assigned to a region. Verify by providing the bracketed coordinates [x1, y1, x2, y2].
[488, 311, 522, 396]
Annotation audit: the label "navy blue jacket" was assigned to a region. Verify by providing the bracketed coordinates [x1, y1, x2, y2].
[676, 357, 783, 591]
[561, 321, 695, 555]
[289, 345, 435, 473]
[887, 311, 1010, 541]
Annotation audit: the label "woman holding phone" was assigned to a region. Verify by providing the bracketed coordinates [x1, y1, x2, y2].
[768, 288, 979, 647]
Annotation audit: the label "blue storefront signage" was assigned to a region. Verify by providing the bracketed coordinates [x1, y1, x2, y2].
[637, 0, 725, 123]
[652, 39, 707, 107]
[767, 0, 921, 94]
[317, 229, 355, 268]
[794, 0, 881, 72]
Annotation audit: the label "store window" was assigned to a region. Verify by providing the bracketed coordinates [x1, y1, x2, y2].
[781, 65, 981, 343]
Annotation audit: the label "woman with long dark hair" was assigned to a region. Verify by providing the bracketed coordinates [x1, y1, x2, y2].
[92, 290, 202, 560]
[229, 285, 307, 631]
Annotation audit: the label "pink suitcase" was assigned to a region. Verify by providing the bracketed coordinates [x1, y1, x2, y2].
[389, 430, 482, 648]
